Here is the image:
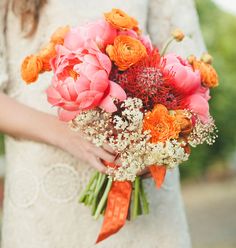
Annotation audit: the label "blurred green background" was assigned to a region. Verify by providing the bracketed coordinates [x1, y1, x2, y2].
[180, 0, 236, 181]
[0, 136, 4, 156]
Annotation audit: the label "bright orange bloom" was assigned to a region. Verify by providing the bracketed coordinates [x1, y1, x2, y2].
[50, 25, 70, 45]
[21, 55, 43, 84]
[104, 8, 139, 31]
[143, 104, 181, 143]
[189, 55, 219, 88]
[106, 35, 147, 71]
[38, 42, 57, 71]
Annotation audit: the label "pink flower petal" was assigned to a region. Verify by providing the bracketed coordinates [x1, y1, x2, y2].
[58, 109, 79, 122]
[96, 53, 112, 74]
[64, 29, 84, 51]
[90, 70, 109, 92]
[109, 81, 127, 101]
[99, 95, 118, 112]
[75, 75, 90, 92]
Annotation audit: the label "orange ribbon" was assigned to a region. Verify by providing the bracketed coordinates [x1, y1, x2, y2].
[149, 165, 167, 188]
[96, 180, 132, 243]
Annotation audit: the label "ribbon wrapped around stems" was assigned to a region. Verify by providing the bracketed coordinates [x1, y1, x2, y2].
[96, 180, 132, 243]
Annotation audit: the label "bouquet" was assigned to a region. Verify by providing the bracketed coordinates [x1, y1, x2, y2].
[21, 9, 218, 243]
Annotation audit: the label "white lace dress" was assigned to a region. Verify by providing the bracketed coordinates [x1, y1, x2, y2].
[0, 0, 205, 247]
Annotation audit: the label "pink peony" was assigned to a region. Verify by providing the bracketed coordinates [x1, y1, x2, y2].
[50, 45, 81, 81]
[64, 19, 117, 51]
[163, 54, 201, 95]
[74, 40, 112, 79]
[162, 53, 211, 123]
[47, 41, 126, 121]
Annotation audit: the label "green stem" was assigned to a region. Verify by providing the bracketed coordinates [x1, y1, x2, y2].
[94, 177, 113, 220]
[160, 37, 175, 56]
[140, 179, 149, 215]
[138, 191, 143, 216]
[79, 171, 98, 203]
[91, 174, 107, 215]
[132, 176, 140, 220]
[87, 175, 98, 206]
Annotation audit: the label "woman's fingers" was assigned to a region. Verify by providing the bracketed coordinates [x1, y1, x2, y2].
[89, 156, 108, 174]
[92, 146, 116, 163]
[102, 143, 116, 155]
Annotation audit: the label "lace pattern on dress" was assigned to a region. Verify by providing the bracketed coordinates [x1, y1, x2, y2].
[42, 163, 80, 203]
[8, 169, 40, 208]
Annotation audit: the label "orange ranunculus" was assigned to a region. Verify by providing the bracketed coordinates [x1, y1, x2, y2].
[106, 35, 147, 71]
[21, 55, 43, 84]
[174, 110, 192, 136]
[104, 8, 139, 31]
[189, 55, 219, 88]
[50, 25, 70, 45]
[143, 104, 181, 143]
[38, 42, 57, 71]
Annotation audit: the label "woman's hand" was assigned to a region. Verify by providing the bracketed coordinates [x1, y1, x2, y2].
[0, 93, 116, 173]
[53, 122, 118, 173]
[0, 93, 152, 177]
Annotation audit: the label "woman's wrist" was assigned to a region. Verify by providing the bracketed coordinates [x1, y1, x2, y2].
[42, 115, 70, 149]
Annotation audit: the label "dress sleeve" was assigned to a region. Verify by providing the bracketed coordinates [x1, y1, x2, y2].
[147, 0, 206, 57]
[0, 0, 9, 92]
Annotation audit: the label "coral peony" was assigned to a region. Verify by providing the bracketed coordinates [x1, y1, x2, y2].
[106, 35, 147, 71]
[47, 41, 126, 121]
[46, 73, 126, 121]
[64, 20, 117, 51]
[143, 104, 181, 143]
[21, 55, 43, 84]
[163, 53, 201, 95]
[104, 8, 139, 31]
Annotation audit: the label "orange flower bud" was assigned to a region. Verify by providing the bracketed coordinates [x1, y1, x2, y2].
[38, 42, 57, 71]
[21, 55, 43, 84]
[201, 53, 213, 64]
[104, 8, 139, 31]
[106, 35, 147, 71]
[188, 54, 219, 88]
[171, 28, 185, 42]
[50, 25, 70, 45]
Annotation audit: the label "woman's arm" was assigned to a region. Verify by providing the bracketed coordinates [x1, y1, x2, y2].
[0, 92, 116, 172]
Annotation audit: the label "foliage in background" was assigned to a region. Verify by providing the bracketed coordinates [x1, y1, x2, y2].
[0, 135, 4, 155]
[181, 0, 236, 179]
